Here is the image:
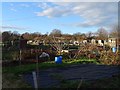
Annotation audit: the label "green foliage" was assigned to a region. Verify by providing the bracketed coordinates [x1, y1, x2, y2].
[63, 59, 97, 64]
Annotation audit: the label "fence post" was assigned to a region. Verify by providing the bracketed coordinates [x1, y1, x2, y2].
[32, 71, 38, 89]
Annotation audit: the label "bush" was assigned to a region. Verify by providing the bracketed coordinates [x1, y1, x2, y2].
[98, 50, 120, 65]
[62, 53, 71, 59]
[2, 50, 19, 61]
[11, 51, 19, 60]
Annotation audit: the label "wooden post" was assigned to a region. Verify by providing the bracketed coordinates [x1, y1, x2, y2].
[19, 49, 22, 72]
[32, 71, 38, 89]
[20, 49, 22, 65]
[36, 50, 39, 87]
[117, 35, 119, 53]
[35, 48, 39, 88]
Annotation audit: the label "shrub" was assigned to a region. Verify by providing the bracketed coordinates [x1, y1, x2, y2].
[98, 50, 120, 65]
[11, 51, 19, 60]
[2, 50, 19, 61]
[62, 53, 70, 59]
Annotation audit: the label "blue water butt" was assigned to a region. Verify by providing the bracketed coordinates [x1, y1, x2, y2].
[55, 56, 62, 64]
[112, 47, 116, 53]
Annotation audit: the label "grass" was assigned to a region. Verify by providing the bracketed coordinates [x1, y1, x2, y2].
[3, 73, 120, 89]
[3, 62, 70, 74]
[3, 59, 97, 74]
[2, 58, 120, 88]
[83, 73, 120, 88]
[50, 73, 64, 80]
[2, 73, 32, 88]
[63, 59, 99, 64]
[53, 74, 120, 88]
[2, 58, 98, 88]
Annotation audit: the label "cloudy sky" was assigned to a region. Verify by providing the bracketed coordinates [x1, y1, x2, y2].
[2, 2, 118, 34]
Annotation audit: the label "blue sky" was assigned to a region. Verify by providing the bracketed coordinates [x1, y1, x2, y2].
[2, 2, 118, 34]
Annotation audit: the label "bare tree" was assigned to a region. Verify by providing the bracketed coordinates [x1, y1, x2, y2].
[49, 29, 64, 55]
[109, 25, 119, 38]
[110, 25, 120, 52]
[86, 31, 93, 38]
[50, 29, 62, 37]
[96, 27, 108, 40]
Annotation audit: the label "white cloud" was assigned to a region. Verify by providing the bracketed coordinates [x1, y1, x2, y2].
[9, 3, 30, 12]
[9, 3, 17, 12]
[35, 2, 118, 27]
[20, 4, 30, 7]
[38, 2, 50, 9]
[10, 8, 17, 12]
[45, 0, 119, 2]
[36, 6, 72, 18]
[2, 0, 119, 2]
[1, 25, 29, 30]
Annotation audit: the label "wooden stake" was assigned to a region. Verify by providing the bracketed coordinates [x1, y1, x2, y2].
[20, 49, 22, 65]
[32, 71, 38, 89]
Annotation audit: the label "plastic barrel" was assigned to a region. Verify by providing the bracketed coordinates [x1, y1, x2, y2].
[55, 56, 62, 64]
[112, 47, 116, 53]
[59, 56, 62, 63]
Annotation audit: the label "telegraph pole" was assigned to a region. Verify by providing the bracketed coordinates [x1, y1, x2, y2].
[20, 49, 22, 65]
[19, 35, 22, 66]
[117, 26, 120, 53]
[36, 46, 39, 89]
[118, 2, 120, 53]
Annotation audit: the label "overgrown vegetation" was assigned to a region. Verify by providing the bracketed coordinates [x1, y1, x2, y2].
[98, 50, 120, 65]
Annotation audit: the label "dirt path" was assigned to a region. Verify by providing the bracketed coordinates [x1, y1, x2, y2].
[23, 64, 120, 88]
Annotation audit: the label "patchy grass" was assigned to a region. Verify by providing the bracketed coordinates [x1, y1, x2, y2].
[2, 73, 32, 88]
[2, 58, 120, 89]
[50, 73, 64, 81]
[3, 62, 71, 75]
[55, 74, 120, 88]
[3, 59, 97, 74]
[59, 80, 80, 88]
[2, 58, 99, 88]
[82, 74, 120, 88]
